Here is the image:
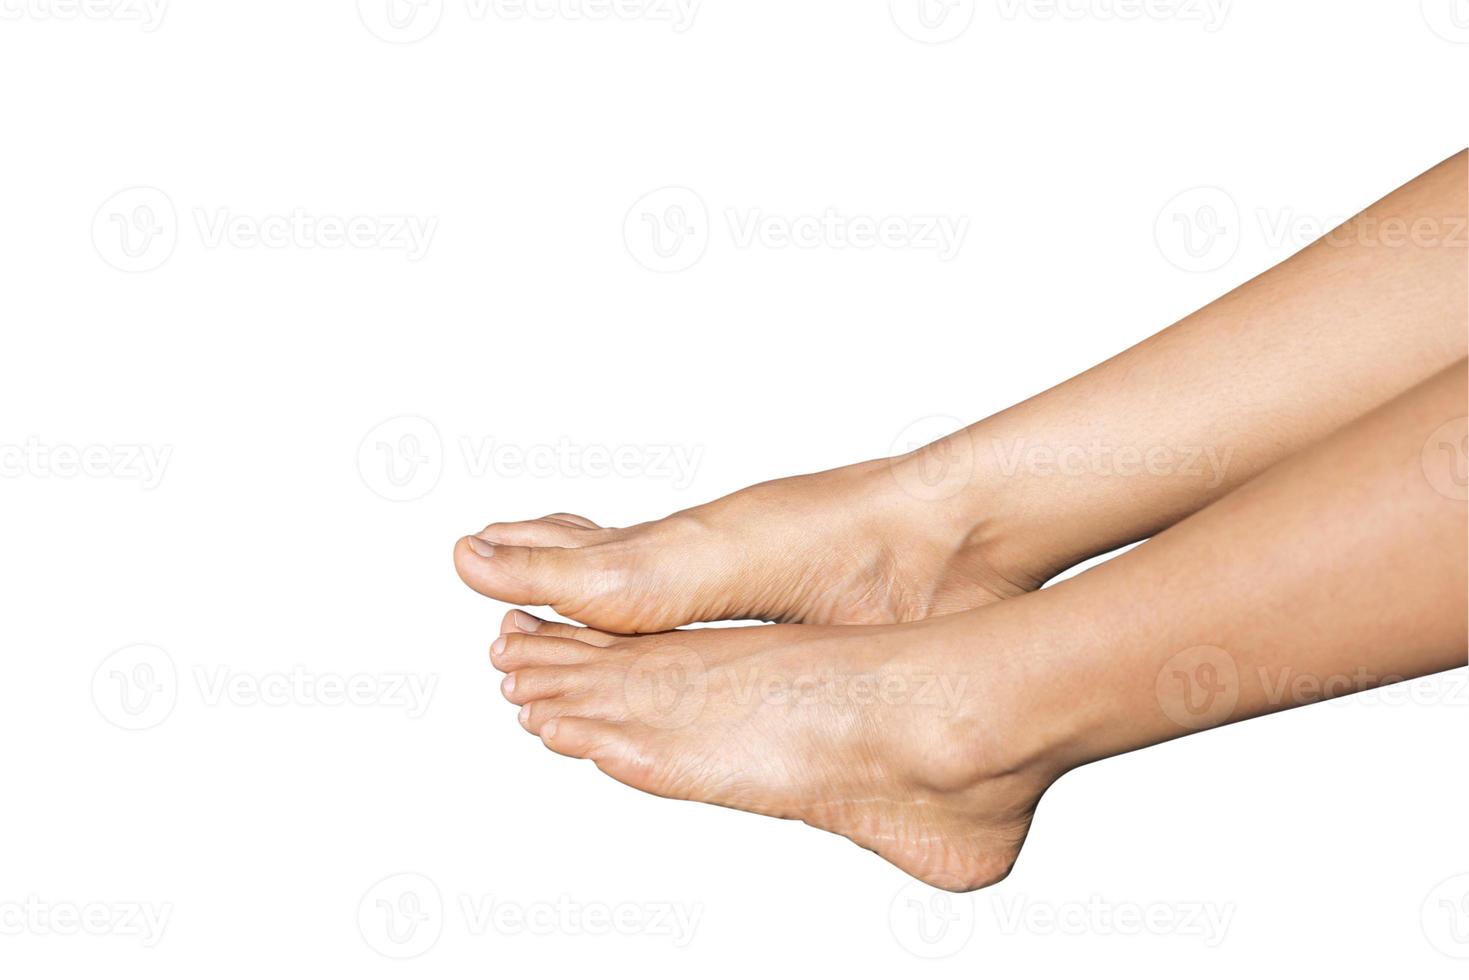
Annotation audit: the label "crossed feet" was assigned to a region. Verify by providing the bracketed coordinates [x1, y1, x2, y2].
[453, 451, 1066, 891]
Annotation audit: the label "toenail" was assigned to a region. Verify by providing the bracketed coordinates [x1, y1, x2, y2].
[466, 536, 495, 559]
[490, 636, 507, 660]
[518, 705, 530, 727]
[512, 610, 541, 632]
[541, 719, 559, 740]
[502, 673, 516, 696]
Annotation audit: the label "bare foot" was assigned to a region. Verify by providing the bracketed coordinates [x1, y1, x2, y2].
[490, 608, 1060, 891]
[454, 453, 1038, 634]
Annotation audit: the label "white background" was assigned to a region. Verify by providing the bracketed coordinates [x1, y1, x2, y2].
[2, 0, 1466, 975]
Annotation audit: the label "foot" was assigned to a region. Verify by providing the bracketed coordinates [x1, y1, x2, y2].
[489, 608, 1061, 891]
[454, 450, 1040, 634]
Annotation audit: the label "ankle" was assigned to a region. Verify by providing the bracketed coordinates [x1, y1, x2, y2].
[917, 606, 1099, 786]
[881, 432, 1057, 597]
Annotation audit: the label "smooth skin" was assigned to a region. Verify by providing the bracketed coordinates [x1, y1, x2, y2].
[492, 362, 1467, 890]
[455, 152, 1468, 889]
[455, 151, 1467, 634]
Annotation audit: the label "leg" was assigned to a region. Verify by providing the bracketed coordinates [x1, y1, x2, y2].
[455, 151, 1467, 633]
[493, 361, 1467, 889]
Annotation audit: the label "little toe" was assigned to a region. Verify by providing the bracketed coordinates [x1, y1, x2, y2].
[539, 716, 629, 763]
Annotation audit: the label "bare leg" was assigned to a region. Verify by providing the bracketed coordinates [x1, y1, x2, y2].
[489, 361, 1467, 889]
[455, 152, 1467, 633]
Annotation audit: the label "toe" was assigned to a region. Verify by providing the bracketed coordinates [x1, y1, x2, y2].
[539, 716, 629, 762]
[477, 516, 605, 548]
[499, 609, 619, 647]
[540, 512, 601, 529]
[518, 695, 623, 734]
[501, 665, 609, 705]
[454, 537, 602, 610]
[490, 633, 598, 670]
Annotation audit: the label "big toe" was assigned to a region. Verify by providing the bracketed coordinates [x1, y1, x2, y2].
[454, 531, 605, 616]
[454, 512, 740, 632]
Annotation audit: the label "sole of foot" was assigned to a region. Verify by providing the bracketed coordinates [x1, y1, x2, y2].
[490, 607, 1058, 892]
